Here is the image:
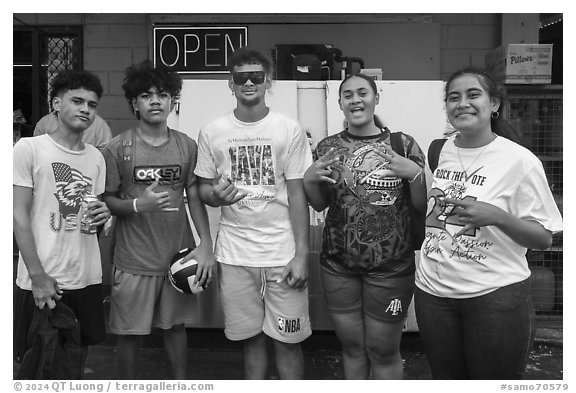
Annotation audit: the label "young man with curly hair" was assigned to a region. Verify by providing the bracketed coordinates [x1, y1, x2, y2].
[102, 61, 214, 379]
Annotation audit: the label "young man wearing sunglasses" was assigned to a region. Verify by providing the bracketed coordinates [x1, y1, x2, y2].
[194, 47, 313, 379]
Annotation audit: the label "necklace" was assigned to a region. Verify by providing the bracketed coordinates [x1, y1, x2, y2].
[456, 135, 496, 182]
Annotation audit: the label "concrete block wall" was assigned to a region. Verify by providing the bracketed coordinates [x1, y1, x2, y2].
[432, 14, 500, 81]
[14, 13, 153, 136]
[15, 13, 508, 136]
[83, 14, 150, 136]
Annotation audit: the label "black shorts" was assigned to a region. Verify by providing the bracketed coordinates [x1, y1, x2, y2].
[14, 284, 106, 362]
[320, 263, 414, 322]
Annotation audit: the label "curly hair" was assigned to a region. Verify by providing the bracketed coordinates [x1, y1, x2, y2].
[122, 60, 182, 115]
[49, 70, 103, 110]
[227, 47, 273, 76]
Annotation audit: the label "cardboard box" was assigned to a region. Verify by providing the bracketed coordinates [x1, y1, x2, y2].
[486, 44, 553, 84]
[360, 68, 383, 80]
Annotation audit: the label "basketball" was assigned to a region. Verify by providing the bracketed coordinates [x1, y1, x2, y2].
[168, 248, 204, 294]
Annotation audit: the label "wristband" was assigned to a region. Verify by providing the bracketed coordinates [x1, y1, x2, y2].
[132, 198, 139, 213]
[408, 168, 423, 184]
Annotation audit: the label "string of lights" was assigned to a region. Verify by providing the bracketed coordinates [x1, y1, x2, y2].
[540, 14, 562, 29]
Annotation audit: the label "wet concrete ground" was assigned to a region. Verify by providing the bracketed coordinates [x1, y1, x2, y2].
[79, 328, 563, 380]
[11, 257, 563, 380]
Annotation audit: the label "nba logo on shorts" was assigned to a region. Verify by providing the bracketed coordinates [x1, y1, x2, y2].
[277, 316, 302, 335]
[385, 299, 403, 316]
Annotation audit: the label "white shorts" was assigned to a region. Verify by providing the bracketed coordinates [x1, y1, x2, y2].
[218, 263, 312, 344]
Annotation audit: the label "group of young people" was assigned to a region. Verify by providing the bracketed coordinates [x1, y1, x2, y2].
[13, 46, 562, 381]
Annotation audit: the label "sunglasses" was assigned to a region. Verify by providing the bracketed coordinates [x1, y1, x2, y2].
[232, 71, 267, 85]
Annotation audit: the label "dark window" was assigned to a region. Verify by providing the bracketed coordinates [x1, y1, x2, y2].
[13, 23, 83, 129]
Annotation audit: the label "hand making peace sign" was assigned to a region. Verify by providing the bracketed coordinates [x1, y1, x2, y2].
[372, 144, 422, 181]
[303, 147, 340, 185]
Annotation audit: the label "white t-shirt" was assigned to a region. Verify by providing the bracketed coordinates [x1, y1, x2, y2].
[194, 110, 313, 267]
[416, 135, 563, 298]
[13, 135, 106, 290]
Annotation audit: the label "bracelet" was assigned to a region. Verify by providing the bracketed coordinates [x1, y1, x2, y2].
[408, 168, 423, 184]
[132, 198, 139, 213]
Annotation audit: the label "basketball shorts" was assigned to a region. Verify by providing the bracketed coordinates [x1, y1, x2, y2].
[218, 263, 312, 344]
[109, 268, 199, 335]
[320, 263, 414, 322]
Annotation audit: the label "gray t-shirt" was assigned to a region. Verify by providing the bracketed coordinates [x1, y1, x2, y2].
[102, 128, 197, 275]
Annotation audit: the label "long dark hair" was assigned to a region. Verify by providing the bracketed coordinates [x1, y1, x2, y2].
[445, 67, 523, 145]
[339, 72, 385, 129]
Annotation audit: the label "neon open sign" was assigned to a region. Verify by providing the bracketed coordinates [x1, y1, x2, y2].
[153, 26, 248, 74]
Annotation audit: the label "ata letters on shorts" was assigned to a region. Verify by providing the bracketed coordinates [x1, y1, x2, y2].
[385, 299, 403, 316]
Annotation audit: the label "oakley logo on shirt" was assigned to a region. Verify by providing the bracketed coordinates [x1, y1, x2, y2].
[133, 165, 181, 183]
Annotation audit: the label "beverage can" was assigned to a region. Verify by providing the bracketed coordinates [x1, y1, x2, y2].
[80, 193, 99, 235]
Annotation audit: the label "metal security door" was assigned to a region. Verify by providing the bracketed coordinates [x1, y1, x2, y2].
[504, 85, 563, 326]
[13, 22, 83, 126]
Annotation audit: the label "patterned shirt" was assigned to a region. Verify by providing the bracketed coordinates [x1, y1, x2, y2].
[316, 128, 424, 276]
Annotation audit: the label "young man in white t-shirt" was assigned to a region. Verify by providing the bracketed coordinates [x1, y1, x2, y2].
[194, 47, 313, 379]
[13, 70, 112, 373]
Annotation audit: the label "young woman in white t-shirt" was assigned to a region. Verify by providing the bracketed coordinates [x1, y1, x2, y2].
[414, 68, 563, 379]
